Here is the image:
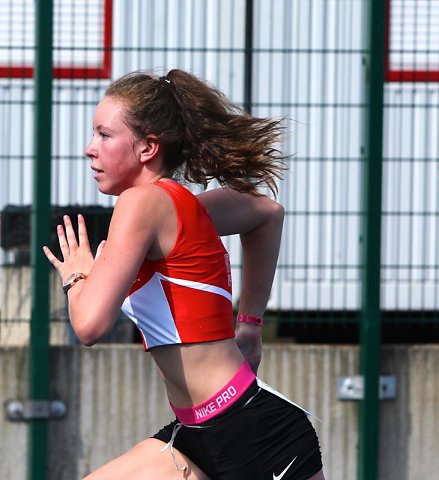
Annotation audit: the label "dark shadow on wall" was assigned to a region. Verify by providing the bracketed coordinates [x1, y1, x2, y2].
[0, 205, 113, 265]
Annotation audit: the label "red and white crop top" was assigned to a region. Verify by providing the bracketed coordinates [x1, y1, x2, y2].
[121, 180, 235, 350]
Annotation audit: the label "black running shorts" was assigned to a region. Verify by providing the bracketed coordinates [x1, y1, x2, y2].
[153, 380, 323, 479]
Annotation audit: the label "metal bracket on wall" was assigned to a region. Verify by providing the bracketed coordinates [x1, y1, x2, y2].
[4, 399, 67, 421]
[337, 376, 397, 400]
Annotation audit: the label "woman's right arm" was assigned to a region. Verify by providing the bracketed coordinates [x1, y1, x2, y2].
[44, 185, 169, 345]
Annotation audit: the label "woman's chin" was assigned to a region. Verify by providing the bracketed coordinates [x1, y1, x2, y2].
[97, 184, 113, 196]
[98, 185, 123, 196]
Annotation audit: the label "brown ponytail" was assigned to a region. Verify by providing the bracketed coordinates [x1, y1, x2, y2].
[105, 69, 288, 195]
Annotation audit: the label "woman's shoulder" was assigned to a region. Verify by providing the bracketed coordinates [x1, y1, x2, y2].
[113, 184, 175, 222]
[116, 183, 171, 205]
[108, 184, 177, 256]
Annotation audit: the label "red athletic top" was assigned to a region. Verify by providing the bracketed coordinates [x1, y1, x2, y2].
[121, 180, 235, 350]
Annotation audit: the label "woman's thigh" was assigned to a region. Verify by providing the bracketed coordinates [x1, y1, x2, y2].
[82, 438, 210, 480]
[308, 469, 325, 480]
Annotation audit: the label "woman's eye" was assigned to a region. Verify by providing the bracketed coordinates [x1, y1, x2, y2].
[99, 131, 110, 138]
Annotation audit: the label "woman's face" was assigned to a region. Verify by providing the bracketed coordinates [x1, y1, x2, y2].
[85, 96, 144, 196]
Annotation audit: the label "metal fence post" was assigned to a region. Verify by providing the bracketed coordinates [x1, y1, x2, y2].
[244, 0, 253, 114]
[28, 1, 53, 479]
[358, 0, 386, 479]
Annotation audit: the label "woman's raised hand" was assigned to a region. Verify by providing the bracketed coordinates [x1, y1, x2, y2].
[43, 214, 105, 284]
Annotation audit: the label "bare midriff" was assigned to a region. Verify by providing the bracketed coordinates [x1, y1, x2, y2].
[150, 338, 245, 408]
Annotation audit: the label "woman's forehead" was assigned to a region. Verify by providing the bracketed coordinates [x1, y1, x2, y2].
[97, 96, 126, 113]
[94, 97, 127, 126]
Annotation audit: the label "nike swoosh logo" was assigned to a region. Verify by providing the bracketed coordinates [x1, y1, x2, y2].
[272, 456, 298, 480]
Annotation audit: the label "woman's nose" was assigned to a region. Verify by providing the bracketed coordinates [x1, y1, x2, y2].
[85, 138, 96, 159]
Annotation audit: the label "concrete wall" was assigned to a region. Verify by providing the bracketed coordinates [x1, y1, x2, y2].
[0, 267, 68, 346]
[1, 345, 438, 479]
[0, 267, 134, 346]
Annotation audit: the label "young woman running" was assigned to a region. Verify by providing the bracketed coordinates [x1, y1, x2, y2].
[44, 69, 324, 480]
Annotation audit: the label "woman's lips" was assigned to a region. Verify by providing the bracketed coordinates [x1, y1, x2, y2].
[91, 167, 103, 179]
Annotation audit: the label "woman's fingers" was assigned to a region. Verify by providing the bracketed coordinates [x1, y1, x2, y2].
[42, 245, 61, 269]
[77, 214, 91, 250]
[57, 223, 70, 259]
[58, 214, 92, 258]
[95, 240, 106, 260]
[44, 214, 95, 279]
[63, 215, 79, 251]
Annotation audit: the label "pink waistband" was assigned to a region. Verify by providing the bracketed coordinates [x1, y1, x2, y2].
[170, 361, 256, 425]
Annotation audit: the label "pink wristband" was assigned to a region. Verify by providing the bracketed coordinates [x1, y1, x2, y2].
[236, 314, 263, 326]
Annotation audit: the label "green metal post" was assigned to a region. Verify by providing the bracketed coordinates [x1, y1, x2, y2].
[244, 0, 253, 114]
[358, 0, 386, 479]
[28, 1, 53, 479]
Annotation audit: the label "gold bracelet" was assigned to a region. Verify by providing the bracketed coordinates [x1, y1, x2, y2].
[62, 272, 87, 295]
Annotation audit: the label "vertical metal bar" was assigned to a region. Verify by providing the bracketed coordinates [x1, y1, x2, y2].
[244, 0, 253, 114]
[28, 1, 53, 479]
[358, 0, 386, 479]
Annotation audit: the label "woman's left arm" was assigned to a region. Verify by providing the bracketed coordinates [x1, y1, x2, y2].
[197, 188, 284, 309]
[198, 188, 284, 372]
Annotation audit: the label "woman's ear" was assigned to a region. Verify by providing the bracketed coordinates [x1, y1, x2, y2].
[138, 134, 160, 164]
